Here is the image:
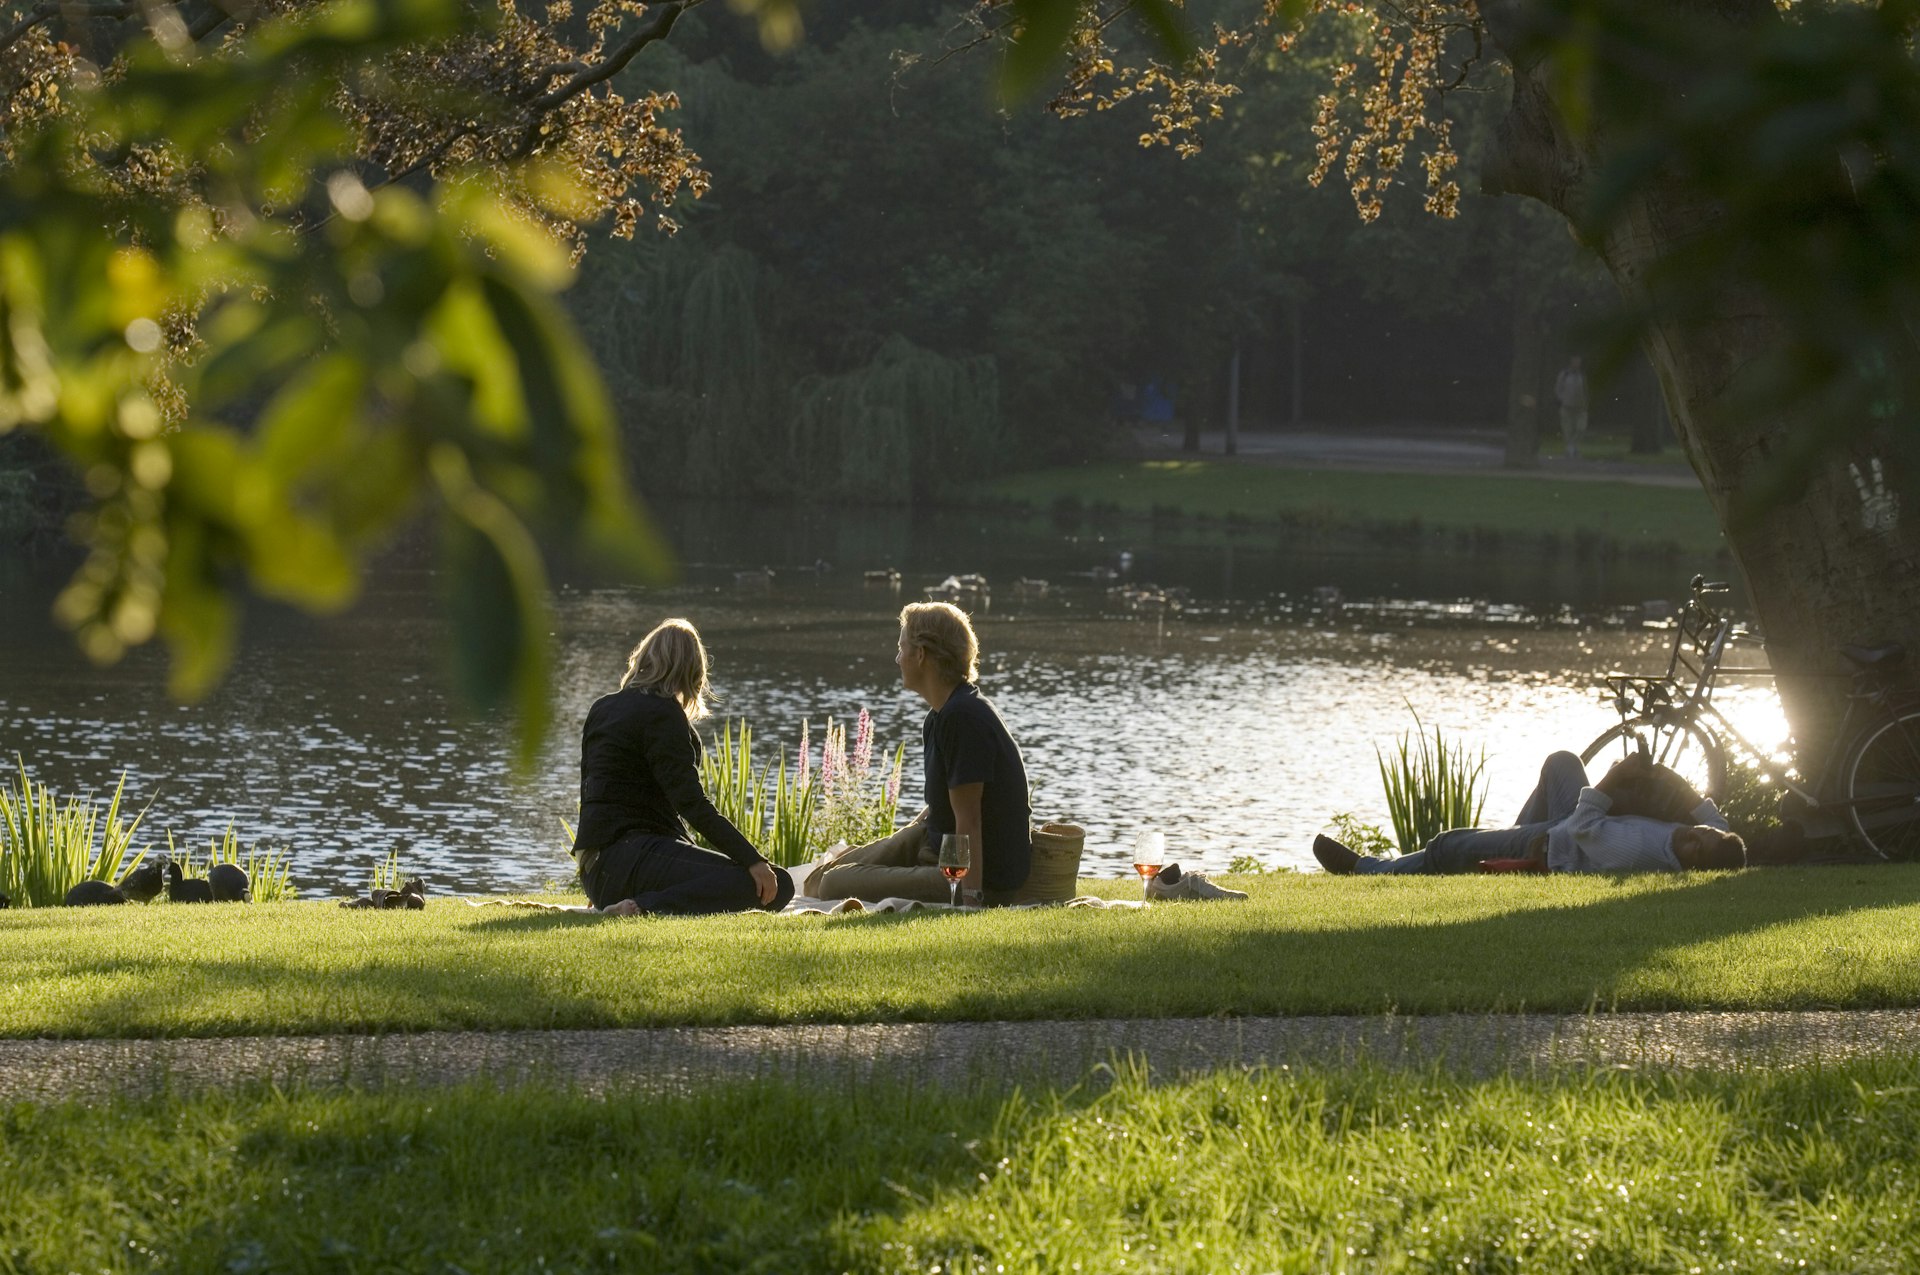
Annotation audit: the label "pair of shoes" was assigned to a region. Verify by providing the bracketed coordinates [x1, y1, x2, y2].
[1144, 863, 1248, 902]
[1312, 834, 1360, 875]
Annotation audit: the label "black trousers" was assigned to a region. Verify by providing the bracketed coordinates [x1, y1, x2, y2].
[584, 834, 795, 915]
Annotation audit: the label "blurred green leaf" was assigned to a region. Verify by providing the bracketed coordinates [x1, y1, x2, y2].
[433, 446, 553, 770]
[257, 355, 368, 482]
[429, 281, 526, 440]
[999, 0, 1086, 103]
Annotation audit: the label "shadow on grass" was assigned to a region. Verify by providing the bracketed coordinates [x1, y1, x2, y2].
[10, 868, 1920, 1038]
[1077, 868, 1920, 1017]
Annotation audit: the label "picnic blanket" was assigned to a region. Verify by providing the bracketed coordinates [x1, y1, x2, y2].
[463, 894, 1140, 915]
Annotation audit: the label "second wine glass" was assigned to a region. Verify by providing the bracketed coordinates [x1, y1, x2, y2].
[938, 833, 972, 908]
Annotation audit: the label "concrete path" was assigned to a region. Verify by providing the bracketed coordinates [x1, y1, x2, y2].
[8, 1011, 1920, 1104]
[1135, 426, 1704, 489]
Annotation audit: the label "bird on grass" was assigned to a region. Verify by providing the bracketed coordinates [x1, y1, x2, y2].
[118, 856, 169, 903]
[339, 878, 427, 910]
[209, 863, 252, 903]
[65, 880, 127, 906]
[166, 862, 214, 903]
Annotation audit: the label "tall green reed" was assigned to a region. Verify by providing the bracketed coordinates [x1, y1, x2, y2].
[698, 712, 902, 868]
[0, 758, 152, 908]
[1377, 713, 1488, 854]
[168, 823, 296, 903]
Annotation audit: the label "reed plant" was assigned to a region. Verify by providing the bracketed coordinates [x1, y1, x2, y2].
[698, 714, 901, 868]
[168, 823, 296, 903]
[370, 848, 410, 892]
[1377, 713, 1488, 854]
[764, 751, 819, 866]
[701, 718, 768, 841]
[0, 758, 152, 908]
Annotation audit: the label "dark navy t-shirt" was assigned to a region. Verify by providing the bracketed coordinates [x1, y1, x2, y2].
[923, 684, 1032, 894]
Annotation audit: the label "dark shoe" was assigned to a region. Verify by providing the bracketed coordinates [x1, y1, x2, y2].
[1312, 834, 1360, 875]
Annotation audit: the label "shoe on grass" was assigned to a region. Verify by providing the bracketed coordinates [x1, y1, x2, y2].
[1145, 863, 1248, 902]
[1312, 834, 1360, 875]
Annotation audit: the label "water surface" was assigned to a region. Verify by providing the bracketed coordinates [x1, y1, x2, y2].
[0, 505, 1784, 892]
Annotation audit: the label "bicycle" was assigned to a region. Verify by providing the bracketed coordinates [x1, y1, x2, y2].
[1582, 574, 1920, 860]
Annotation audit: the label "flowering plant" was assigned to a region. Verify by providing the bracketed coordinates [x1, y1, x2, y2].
[697, 709, 906, 867]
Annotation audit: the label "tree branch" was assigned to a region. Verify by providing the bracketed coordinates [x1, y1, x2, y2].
[526, 0, 694, 113]
[0, 0, 137, 54]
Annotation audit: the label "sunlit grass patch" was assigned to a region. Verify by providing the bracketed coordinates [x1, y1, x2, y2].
[6, 869, 1920, 1038]
[3, 1061, 1918, 1272]
[983, 461, 1725, 556]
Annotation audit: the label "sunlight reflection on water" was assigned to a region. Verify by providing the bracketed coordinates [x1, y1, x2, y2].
[1, 549, 1788, 892]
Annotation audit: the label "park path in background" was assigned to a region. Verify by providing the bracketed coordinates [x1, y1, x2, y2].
[1137, 426, 1704, 490]
[7, 1011, 1920, 1103]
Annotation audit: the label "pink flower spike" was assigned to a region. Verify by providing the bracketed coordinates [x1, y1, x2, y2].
[854, 708, 873, 775]
[797, 720, 811, 789]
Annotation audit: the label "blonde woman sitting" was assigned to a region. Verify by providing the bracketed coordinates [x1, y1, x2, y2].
[573, 618, 793, 916]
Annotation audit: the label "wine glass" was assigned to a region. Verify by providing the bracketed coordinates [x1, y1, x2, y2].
[938, 833, 972, 908]
[1133, 829, 1166, 897]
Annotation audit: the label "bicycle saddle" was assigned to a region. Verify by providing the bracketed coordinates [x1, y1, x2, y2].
[1841, 643, 1906, 669]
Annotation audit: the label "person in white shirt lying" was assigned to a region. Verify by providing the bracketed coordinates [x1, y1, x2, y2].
[1312, 750, 1746, 875]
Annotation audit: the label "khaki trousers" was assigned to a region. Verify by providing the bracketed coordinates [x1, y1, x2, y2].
[807, 813, 947, 903]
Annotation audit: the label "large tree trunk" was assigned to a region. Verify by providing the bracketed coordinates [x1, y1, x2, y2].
[1482, 0, 1920, 776]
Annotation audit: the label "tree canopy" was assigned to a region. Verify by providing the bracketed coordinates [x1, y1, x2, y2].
[4, 0, 1916, 770]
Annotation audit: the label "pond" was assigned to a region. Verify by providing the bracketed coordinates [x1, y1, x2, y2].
[0, 502, 1788, 894]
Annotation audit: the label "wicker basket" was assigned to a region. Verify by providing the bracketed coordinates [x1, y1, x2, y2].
[1013, 822, 1085, 904]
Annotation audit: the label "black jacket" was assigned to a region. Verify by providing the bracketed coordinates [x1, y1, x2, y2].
[572, 688, 762, 867]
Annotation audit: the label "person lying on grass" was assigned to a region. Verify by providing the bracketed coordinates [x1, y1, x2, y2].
[1312, 750, 1746, 875]
[573, 618, 794, 917]
[808, 602, 1034, 907]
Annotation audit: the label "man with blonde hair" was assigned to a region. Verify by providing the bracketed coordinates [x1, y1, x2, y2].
[809, 602, 1033, 905]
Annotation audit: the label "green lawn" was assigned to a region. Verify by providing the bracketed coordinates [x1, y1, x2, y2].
[981, 460, 1726, 556]
[6, 1061, 1919, 1273]
[8, 868, 1920, 1038]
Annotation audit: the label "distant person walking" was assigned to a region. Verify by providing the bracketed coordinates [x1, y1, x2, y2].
[1555, 355, 1589, 458]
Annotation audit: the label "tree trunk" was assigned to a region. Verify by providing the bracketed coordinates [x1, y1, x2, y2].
[1505, 288, 1544, 469]
[1629, 355, 1665, 454]
[1482, 0, 1920, 774]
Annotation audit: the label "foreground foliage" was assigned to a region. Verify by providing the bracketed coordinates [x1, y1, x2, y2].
[5, 869, 1920, 1038]
[1, 0, 666, 760]
[5, 1060, 1920, 1272]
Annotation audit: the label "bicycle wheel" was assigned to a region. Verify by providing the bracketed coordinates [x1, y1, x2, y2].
[1581, 718, 1728, 803]
[1843, 708, 1920, 860]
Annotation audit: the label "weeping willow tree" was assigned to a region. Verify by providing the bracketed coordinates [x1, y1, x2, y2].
[574, 242, 1003, 499]
[578, 244, 777, 493]
[790, 338, 1003, 500]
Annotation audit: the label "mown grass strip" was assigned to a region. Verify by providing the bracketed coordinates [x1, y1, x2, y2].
[3, 1060, 1917, 1273]
[5, 868, 1920, 1039]
[982, 460, 1726, 555]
